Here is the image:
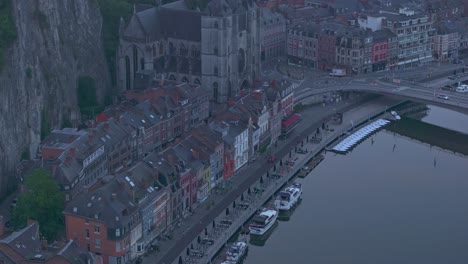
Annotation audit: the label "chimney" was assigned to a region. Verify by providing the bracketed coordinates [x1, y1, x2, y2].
[141, 179, 148, 189]
[119, 181, 125, 191]
[41, 240, 48, 251]
[191, 149, 199, 159]
[27, 219, 38, 226]
[152, 166, 159, 178]
[104, 123, 110, 132]
[168, 154, 175, 165]
[0, 215, 4, 237]
[69, 148, 75, 158]
[65, 156, 72, 166]
[87, 135, 93, 144]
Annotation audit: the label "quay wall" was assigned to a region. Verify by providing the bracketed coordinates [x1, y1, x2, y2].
[186, 101, 404, 264]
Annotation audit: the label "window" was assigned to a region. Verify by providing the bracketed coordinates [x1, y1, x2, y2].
[116, 229, 121, 237]
[87, 244, 90, 251]
[86, 229, 90, 238]
[94, 225, 100, 233]
[95, 238, 101, 248]
[117, 257, 122, 264]
[116, 242, 121, 252]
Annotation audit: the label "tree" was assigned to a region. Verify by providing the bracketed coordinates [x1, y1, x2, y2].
[12, 168, 64, 241]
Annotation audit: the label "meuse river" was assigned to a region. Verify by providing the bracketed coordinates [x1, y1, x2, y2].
[244, 105, 468, 264]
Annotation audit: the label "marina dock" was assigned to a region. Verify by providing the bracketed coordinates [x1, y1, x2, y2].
[331, 119, 390, 154]
[298, 155, 324, 178]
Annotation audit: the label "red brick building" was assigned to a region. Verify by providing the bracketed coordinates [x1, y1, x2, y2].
[371, 40, 388, 71]
[0, 222, 96, 264]
[318, 23, 342, 70]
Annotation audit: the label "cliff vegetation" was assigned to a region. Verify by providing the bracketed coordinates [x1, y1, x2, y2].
[12, 169, 64, 241]
[0, 0, 16, 71]
[97, 0, 174, 86]
[0, 0, 110, 199]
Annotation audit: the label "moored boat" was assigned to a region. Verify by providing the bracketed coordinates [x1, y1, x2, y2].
[274, 183, 302, 211]
[249, 209, 278, 236]
[225, 241, 248, 263]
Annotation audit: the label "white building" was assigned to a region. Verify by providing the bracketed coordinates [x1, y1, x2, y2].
[357, 15, 384, 32]
[231, 122, 249, 171]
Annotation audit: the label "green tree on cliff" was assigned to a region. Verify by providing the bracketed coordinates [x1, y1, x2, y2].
[97, 0, 177, 85]
[0, 0, 17, 71]
[12, 168, 64, 241]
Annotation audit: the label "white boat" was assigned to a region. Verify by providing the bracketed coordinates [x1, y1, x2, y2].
[274, 183, 302, 211]
[395, 115, 401, 120]
[391, 111, 398, 116]
[249, 209, 278, 236]
[226, 241, 248, 263]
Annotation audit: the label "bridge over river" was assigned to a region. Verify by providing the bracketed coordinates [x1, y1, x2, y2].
[295, 73, 468, 114]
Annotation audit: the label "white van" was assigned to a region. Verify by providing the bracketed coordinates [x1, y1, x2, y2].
[456, 84, 468, 93]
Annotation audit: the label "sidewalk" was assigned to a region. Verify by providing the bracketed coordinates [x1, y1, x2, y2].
[142, 96, 398, 264]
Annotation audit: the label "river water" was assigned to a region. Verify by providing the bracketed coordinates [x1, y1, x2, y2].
[244, 106, 468, 264]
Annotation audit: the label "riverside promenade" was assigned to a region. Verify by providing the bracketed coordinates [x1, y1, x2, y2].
[143, 95, 400, 264]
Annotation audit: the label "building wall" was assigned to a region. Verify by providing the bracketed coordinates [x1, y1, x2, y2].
[118, 37, 202, 91]
[0, 250, 15, 264]
[223, 148, 235, 180]
[234, 128, 249, 170]
[318, 34, 337, 70]
[201, 8, 261, 103]
[269, 98, 282, 144]
[260, 10, 286, 61]
[372, 41, 388, 63]
[388, 15, 434, 68]
[287, 28, 318, 68]
[433, 32, 460, 61]
[65, 215, 127, 264]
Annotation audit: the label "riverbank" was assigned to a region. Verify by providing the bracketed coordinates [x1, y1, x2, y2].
[385, 117, 468, 156]
[192, 98, 403, 264]
[143, 95, 400, 264]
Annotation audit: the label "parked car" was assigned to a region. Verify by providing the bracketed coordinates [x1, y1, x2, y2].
[436, 94, 449, 100]
[297, 148, 308, 154]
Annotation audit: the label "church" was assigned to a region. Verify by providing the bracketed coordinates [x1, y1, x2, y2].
[117, 0, 261, 103]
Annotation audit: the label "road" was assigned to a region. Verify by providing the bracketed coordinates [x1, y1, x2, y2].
[146, 61, 468, 264]
[286, 63, 468, 112]
[144, 95, 390, 264]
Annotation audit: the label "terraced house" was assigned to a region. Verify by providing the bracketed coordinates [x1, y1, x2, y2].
[64, 161, 171, 264]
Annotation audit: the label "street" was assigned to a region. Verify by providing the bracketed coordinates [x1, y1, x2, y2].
[144, 95, 397, 264]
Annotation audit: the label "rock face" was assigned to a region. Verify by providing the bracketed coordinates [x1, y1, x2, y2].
[0, 0, 110, 197]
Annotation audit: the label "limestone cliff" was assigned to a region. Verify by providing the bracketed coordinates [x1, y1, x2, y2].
[0, 0, 110, 197]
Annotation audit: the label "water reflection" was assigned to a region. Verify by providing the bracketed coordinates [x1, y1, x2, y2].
[249, 222, 279, 247]
[277, 199, 302, 222]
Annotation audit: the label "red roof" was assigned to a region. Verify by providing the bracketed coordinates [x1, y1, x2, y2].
[282, 114, 301, 128]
